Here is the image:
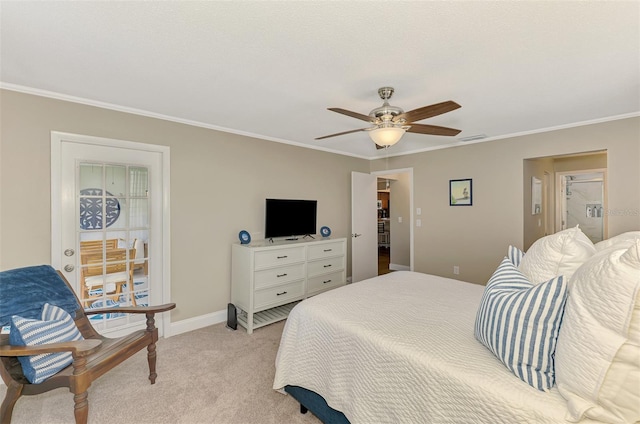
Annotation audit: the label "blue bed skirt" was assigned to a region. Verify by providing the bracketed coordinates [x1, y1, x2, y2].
[285, 385, 350, 424]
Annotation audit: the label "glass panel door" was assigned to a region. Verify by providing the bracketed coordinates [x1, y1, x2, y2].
[78, 162, 150, 331]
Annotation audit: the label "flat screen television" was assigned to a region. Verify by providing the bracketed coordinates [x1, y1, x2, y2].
[265, 198, 317, 239]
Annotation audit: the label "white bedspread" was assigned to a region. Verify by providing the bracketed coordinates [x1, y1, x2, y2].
[273, 271, 596, 424]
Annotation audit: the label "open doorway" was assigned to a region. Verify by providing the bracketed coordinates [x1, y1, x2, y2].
[377, 178, 391, 274]
[523, 150, 607, 250]
[373, 169, 413, 275]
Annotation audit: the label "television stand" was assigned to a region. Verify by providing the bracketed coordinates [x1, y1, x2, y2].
[303, 234, 315, 239]
[231, 237, 347, 333]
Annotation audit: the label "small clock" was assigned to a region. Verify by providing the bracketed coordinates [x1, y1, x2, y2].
[320, 226, 331, 237]
[238, 230, 251, 244]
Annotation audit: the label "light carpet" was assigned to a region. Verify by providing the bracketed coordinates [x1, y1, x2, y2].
[1, 321, 322, 424]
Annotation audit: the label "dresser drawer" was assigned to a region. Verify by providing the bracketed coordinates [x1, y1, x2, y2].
[254, 263, 305, 290]
[307, 241, 345, 260]
[254, 246, 305, 269]
[307, 256, 345, 277]
[307, 271, 345, 295]
[254, 280, 304, 310]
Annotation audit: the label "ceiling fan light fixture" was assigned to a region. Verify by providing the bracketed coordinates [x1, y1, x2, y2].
[369, 127, 406, 147]
[316, 87, 461, 144]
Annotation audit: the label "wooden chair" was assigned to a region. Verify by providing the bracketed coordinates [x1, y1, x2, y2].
[131, 239, 148, 275]
[0, 265, 175, 424]
[80, 248, 137, 307]
[79, 239, 119, 256]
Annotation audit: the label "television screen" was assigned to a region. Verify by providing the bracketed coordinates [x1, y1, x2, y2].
[265, 199, 317, 239]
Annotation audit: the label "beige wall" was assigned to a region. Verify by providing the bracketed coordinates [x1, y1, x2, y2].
[370, 117, 640, 284]
[553, 153, 607, 172]
[0, 89, 369, 322]
[1, 89, 638, 322]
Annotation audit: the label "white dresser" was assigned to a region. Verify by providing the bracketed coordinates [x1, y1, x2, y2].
[231, 237, 346, 333]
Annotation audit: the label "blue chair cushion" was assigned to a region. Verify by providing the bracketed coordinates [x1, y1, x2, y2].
[10, 303, 84, 384]
[0, 265, 80, 328]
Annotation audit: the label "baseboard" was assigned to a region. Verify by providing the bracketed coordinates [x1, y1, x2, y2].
[389, 263, 410, 271]
[166, 308, 227, 337]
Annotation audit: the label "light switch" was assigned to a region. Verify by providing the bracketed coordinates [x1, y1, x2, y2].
[398, 216, 402, 223]
[416, 207, 422, 215]
[416, 219, 422, 227]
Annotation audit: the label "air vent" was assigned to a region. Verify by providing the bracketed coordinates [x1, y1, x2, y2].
[459, 134, 487, 142]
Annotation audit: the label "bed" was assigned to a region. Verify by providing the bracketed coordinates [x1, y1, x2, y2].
[273, 229, 640, 424]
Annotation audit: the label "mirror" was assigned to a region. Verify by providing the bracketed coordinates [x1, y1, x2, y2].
[532, 177, 542, 215]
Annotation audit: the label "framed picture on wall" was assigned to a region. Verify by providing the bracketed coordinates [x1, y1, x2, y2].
[450, 179, 472, 206]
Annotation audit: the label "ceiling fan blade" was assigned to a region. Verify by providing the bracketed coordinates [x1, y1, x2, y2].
[315, 128, 369, 140]
[395, 101, 461, 123]
[328, 108, 374, 122]
[406, 123, 461, 137]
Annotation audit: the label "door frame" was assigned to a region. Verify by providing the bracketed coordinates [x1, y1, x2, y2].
[50, 131, 173, 336]
[371, 167, 414, 272]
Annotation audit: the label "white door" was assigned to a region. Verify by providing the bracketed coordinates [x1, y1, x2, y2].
[51, 132, 171, 337]
[351, 171, 378, 282]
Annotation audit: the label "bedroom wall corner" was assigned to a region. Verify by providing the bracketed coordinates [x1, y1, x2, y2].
[369, 117, 640, 285]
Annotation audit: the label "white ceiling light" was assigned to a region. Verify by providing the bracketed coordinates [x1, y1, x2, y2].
[369, 127, 406, 147]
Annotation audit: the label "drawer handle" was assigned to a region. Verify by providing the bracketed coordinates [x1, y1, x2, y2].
[276, 273, 288, 278]
[323, 279, 332, 284]
[323, 249, 332, 252]
[276, 291, 288, 296]
[323, 264, 332, 268]
[277, 255, 288, 259]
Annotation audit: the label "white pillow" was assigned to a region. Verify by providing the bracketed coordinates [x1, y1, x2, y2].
[519, 226, 595, 285]
[595, 231, 640, 252]
[555, 240, 640, 423]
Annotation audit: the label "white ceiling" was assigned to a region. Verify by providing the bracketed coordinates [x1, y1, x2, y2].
[1, 1, 638, 160]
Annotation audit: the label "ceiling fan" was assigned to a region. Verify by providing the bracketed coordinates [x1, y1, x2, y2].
[316, 87, 462, 149]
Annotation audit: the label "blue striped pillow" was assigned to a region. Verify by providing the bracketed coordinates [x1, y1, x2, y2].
[507, 245, 525, 267]
[9, 303, 84, 384]
[475, 257, 567, 391]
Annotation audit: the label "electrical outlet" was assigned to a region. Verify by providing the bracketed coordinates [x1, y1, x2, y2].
[453, 266, 460, 275]
[416, 219, 422, 227]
